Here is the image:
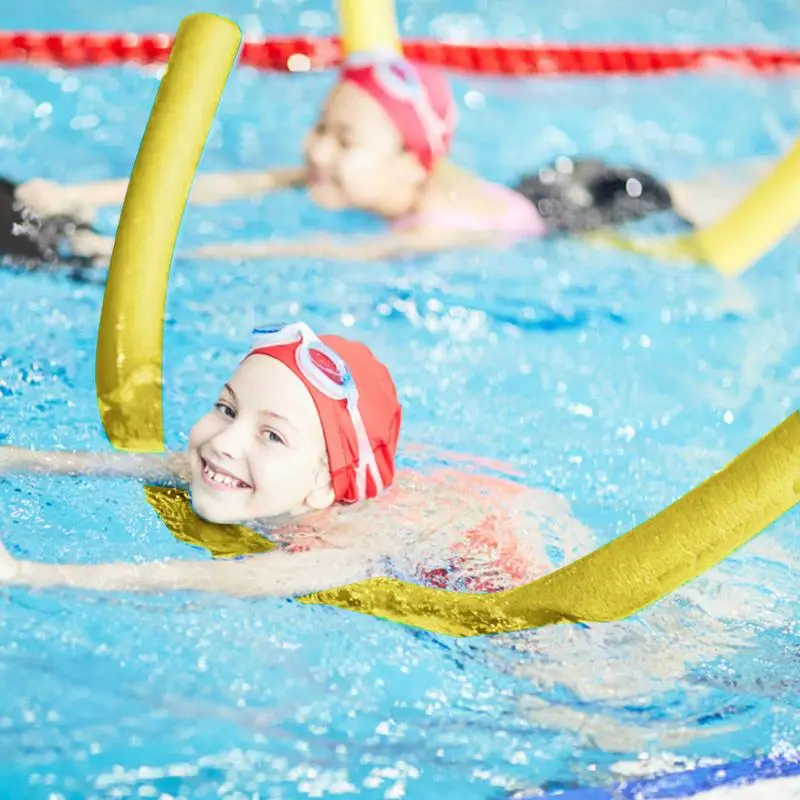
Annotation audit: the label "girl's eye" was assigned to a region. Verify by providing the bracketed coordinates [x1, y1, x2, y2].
[262, 429, 286, 446]
[214, 401, 235, 419]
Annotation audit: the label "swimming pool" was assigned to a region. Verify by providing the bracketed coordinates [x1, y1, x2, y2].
[1, 1, 799, 798]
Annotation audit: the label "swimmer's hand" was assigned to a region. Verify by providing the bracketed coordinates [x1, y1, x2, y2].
[68, 230, 115, 262]
[0, 446, 188, 483]
[12, 181, 113, 265]
[15, 179, 95, 226]
[0, 543, 381, 596]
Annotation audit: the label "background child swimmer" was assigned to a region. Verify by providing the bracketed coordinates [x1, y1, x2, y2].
[0, 321, 593, 596]
[5, 55, 776, 269]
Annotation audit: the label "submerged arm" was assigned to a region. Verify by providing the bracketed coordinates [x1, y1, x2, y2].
[0, 542, 379, 598]
[36, 222, 494, 269]
[72, 166, 307, 208]
[190, 167, 307, 204]
[17, 167, 307, 216]
[185, 226, 499, 263]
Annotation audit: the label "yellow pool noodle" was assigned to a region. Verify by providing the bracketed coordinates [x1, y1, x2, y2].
[585, 137, 800, 277]
[96, 14, 241, 452]
[337, 0, 403, 58]
[693, 137, 800, 275]
[146, 412, 800, 637]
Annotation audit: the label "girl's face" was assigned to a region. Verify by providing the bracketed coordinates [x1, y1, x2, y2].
[187, 356, 334, 524]
[303, 82, 427, 216]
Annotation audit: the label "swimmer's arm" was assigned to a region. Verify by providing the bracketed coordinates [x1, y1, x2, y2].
[187, 167, 308, 204]
[0, 543, 381, 597]
[185, 227, 500, 263]
[0, 446, 188, 482]
[30, 167, 308, 212]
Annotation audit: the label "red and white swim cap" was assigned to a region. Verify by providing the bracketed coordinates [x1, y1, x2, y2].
[340, 54, 458, 172]
[248, 326, 401, 504]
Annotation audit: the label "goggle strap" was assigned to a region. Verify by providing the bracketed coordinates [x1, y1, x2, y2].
[348, 398, 384, 500]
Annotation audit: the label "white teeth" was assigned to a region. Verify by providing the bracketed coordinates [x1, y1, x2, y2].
[203, 462, 245, 488]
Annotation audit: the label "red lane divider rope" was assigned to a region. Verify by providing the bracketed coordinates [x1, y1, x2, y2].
[1, 32, 800, 75]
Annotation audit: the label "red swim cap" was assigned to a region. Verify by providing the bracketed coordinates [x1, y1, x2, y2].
[249, 334, 401, 504]
[340, 56, 457, 172]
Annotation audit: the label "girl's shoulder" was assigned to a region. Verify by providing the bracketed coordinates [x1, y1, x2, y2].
[398, 167, 546, 237]
[264, 465, 595, 594]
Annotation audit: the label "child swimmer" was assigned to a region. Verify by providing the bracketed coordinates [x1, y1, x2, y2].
[6, 55, 774, 269]
[1, 322, 792, 754]
[0, 321, 593, 595]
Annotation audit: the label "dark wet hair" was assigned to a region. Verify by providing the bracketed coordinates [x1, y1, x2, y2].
[513, 157, 675, 234]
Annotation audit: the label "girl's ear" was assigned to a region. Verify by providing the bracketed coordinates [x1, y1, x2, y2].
[304, 485, 336, 511]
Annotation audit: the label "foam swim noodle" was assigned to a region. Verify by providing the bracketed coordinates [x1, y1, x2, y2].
[692, 137, 800, 276]
[143, 485, 275, 559]
[96, 14, 241, 452]
[148, 413, 799, 637]
[337, 0, 403, 58]
[585, 137, 800, 276]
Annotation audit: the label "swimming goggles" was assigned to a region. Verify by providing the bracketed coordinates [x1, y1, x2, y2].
[346, 52, 455, 161]
[250, 322, 383, 501]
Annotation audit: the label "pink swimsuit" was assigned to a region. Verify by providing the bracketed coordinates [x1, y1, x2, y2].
[392, 182, 547, 239]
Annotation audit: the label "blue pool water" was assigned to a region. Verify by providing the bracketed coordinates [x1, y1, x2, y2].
[1, 1, 800, 798]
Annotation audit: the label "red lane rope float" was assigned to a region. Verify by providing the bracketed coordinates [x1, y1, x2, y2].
[1, 32, 800, 75]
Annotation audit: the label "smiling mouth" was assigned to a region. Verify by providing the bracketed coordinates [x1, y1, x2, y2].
[199, 457, 252, 491]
